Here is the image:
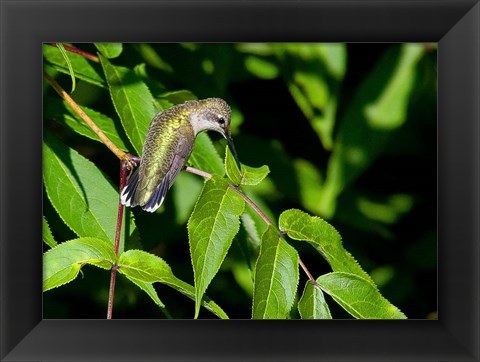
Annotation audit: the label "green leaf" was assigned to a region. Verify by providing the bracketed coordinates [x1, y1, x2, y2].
[118, 249, 228, 319]
[43, 237, 115, 291]
[294, 159, 324, 214]
[236, 43, 276, 56]
[43, 216, 57, 248]
[118, 249, 172, 282]
[187, 175, 245, 318]
[44, 97, 130, 151]
[55, 43, 76, 92]
[225, 145, 270, 186]
[136, 43, 174, 73]
[189, 132, 224, 175]
[364, 47, 424, 129]
[169, 278, 229, 319]
[298, 280, 332, 319]
[318, 272, 407, 319]
[123, 275, 165, 308]
[319, 44, 425, 217]
[100, 54, 157, 155]
[157, 89, 198, 105]
[43, 44, 105, 88]
[279, 209, 374, 285]
[43, 132, 128, 245]
[357, 194, 414, 224]
[252, 226, 299, 319]
[94, 43, 123, 58]
[244, 55, 279, 79]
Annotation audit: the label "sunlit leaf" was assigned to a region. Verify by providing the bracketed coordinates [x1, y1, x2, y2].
[43, 132, 123, 244]
[294, 158, 324, 214]
[279, 209, 374, 285]
[100, 54, 158, 155]
[225, 145, 270, 186]
[56, 43, 76, 92]
[187, 175, 245, 318]
[244, 56, 279, 79]
[43, 237, 115, 291]
[298, 280, 332, 319]
[318, 272, 407, 319]
[94, 43, 123, 58]
[123, 275, 165, 308]
[43, 44, 105, 88]
[252, 226, 299, 319]
[43, 216, 57, 248]
[118, 249, 228, 318]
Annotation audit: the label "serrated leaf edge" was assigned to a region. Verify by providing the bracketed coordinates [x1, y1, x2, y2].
[318, 272, 406, 319]
[279, 208, 376, 287]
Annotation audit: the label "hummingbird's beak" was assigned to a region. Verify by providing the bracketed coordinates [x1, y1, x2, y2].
[226, 135, 242, 170]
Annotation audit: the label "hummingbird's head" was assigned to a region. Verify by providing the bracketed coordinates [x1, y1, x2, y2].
[189, 98, 232, 138]
[188, 98, 241, 169]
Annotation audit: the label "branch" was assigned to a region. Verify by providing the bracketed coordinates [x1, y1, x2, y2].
[43, 71, 128, 161]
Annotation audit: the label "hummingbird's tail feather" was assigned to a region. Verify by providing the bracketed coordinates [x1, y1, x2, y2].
[142, 174, 170, 212]
[121, 168, 170, 213]
[120, 168, 140, 207]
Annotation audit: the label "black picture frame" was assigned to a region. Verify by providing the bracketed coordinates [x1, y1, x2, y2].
[1, 1, 479, 361]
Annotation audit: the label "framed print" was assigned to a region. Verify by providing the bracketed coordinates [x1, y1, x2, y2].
[1, 1, 479, 361]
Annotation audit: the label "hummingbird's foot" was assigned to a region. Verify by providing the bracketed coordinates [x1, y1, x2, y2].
[122, 153, 141, 170]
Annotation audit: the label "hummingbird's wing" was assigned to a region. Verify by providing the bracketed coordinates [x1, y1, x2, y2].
[139, 125, 194, 212]
[164, 123, 198, 193]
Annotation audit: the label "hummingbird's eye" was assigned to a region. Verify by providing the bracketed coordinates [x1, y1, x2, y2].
[218, 116, 225, 125]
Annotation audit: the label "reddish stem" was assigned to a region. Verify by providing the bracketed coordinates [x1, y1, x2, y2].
[228, 183, 272, 227]
[48, 43, 99, 62]
[107, 266, 118, 319]
[107, 159, 132, 319]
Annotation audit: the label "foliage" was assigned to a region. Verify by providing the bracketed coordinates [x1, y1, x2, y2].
[43, 43, 437, 319]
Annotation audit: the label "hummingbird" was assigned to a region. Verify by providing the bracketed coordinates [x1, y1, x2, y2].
[120, 98, 240, 212]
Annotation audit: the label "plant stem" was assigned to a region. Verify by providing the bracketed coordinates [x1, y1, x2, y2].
[298, 259, 318, 285]
[48, 43, 100, 62]
[107, 157, 142, 319]
[107, 160, 130, 319]
[184, 166, 211, 179]
[227, 183, 273, 227]
[107, 265, 118, 319]
[115, 161, 129, 256]
[43, 71, 128, 161]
